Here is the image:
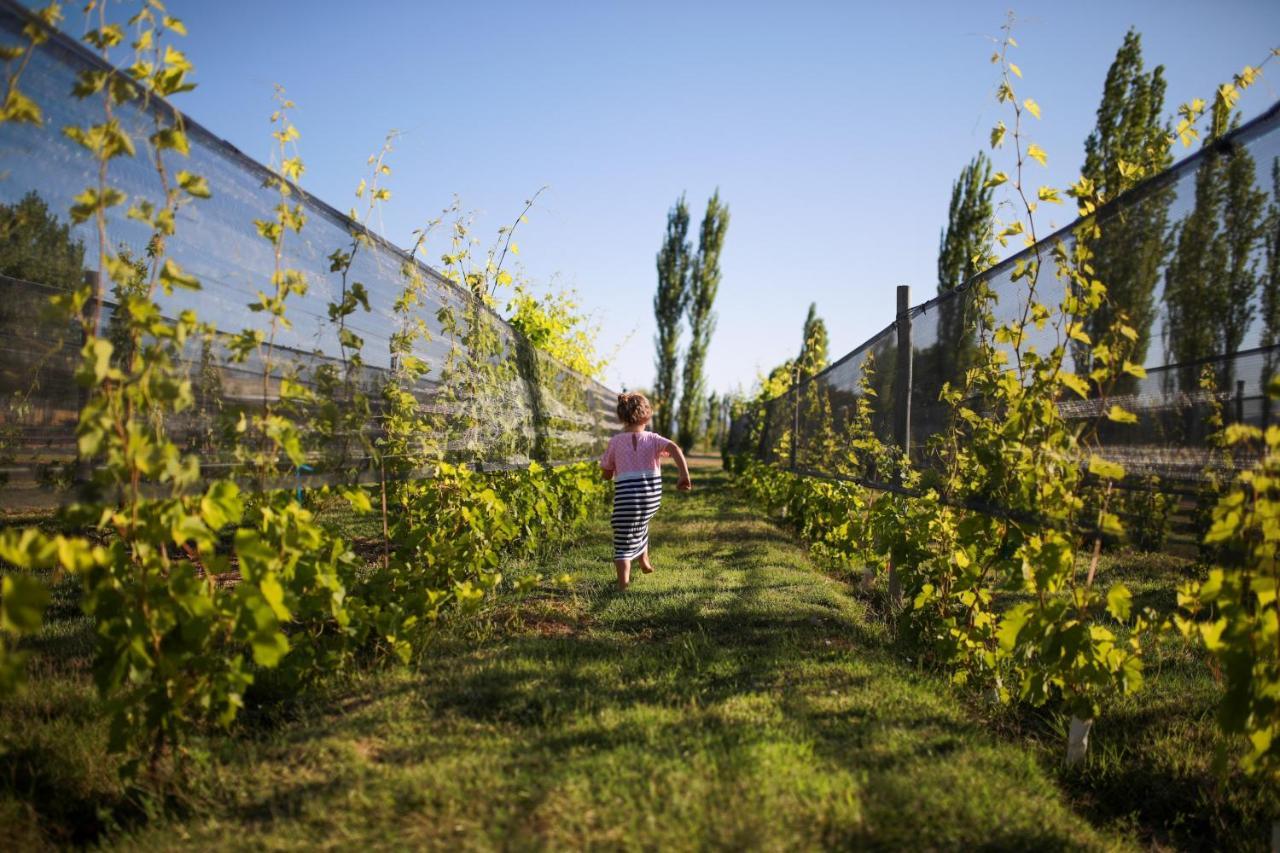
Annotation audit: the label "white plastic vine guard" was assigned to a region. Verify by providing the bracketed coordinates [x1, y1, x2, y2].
[1066, 716, 1093, 766]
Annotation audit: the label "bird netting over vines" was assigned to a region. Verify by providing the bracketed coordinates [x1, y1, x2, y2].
[0, 2, 616, 510]
[729, 98, 1280, 494]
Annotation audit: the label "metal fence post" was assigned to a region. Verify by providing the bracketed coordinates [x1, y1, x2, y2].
[790, 382, 800, 472]
[888, 284, 913, 608]
[1236, 380, 1246, 425]
[893, 285, 913, 458]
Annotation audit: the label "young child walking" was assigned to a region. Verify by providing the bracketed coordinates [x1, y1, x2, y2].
[600, 392, 692, 590]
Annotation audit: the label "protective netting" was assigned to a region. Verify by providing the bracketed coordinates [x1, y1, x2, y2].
[731, 98, 1280, 496]
[0, 3, 615, 509]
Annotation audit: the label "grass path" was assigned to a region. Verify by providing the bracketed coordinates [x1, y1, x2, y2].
[8, 461, 1125, 850]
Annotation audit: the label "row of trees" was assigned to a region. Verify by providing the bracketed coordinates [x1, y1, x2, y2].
[729, 29, 1279, 469]
[682, 31, 1274, 453]
[933, 29, 1280, 404]
[729, 28, 1280, 835]
[652, 191, 729, 448]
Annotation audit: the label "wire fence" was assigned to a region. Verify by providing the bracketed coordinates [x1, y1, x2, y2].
[0, 2, 616, 510]
[729, 97, 1280, 504]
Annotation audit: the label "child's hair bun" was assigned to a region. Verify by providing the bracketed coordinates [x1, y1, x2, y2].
[616, 392, 653, 426]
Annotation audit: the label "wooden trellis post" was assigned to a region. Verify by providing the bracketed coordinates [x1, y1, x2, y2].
[888, 284, 913, 608]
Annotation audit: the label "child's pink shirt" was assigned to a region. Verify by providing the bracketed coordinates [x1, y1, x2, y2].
[600, 431, 671, 477]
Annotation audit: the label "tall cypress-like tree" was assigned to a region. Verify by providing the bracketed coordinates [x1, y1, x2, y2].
[937, 152, 995, 295]
[917, 153, 994, 417]
[794, 303, 833, 467]
[704, 390, 720, 448]
[678, 190, 729, 448]
[1077, 29, 1172, 377]
[1219, 142, 1268, 376]
[1166, 111, 1267, 392]
[798, 302, 829, 381]
[1166, 156, 1228, 391]
[653, 195, 690, 436]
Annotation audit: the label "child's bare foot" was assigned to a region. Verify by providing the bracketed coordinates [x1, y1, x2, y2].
[615, 559, 631, 589]
[639, 553, 654, 574]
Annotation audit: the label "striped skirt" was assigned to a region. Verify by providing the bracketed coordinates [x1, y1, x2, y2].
[612, 472, 662, 560]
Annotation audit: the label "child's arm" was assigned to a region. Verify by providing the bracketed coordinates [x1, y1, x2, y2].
[601, 442, 615, 480]
[666, 441, 693, 491]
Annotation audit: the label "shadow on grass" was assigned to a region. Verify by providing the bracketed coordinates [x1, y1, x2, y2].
[0, 744, 150, 847]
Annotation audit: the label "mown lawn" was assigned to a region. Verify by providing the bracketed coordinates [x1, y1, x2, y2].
[1001, 547, 1276, 850]
[1, 461, 1252, 850]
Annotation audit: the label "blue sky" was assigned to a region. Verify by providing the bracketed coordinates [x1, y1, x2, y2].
[98, 0, 1280, 394]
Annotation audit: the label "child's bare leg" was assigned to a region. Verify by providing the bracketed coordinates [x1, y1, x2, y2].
[639, 548, 654, 573]
[615, 559, 631, 589]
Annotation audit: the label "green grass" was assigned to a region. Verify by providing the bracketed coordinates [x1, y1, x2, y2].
[0, 464, 1252, 850]
[1013, 548, 1276, 849]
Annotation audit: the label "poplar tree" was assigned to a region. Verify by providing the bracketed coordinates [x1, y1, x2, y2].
[715, 392, 733, 449]
[704, 391, 720, 448]
[1165, 119, 1266, 391]
[937, 152, 995, 295]
[653, 195, 690, 436]
[1166, 156, 1227, 391]
[1077, 29, 1172, 376]
[1219, 142, 1267, 376]
[678, 191, 729, 448]
[798, 302, 829, 381]
[920, 152, 993, 415]
[794, 303, 833, 467]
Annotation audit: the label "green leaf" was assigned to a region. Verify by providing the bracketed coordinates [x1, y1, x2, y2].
[1098, 511, 1124, 536]
[990, 121, 1006, 149]
[1106, 583, 1131, 622]
[159, 258, 200, 291]
[0, 529, 56, 570]
[997, 603, 1033, 652]
[54, 536, 101, 572]
[251, 631, 290, 667]
[1, 88, 42, 125]
[176, 170, 211, 199]
[1058, 372, 1089, 398]
[88, 338, 114, 384]
[1, 575, 49, 635]
[341, 488, 373, 514]
[234, 530, 277, 580]
[259, 576, 290, 621]
[200, 481, 243, 530]
[1106, 405, 1138, 425]
[1199, 617, 1227, 652]
[151, 126, 190, 154]
[1088, 455, 1125, 481]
